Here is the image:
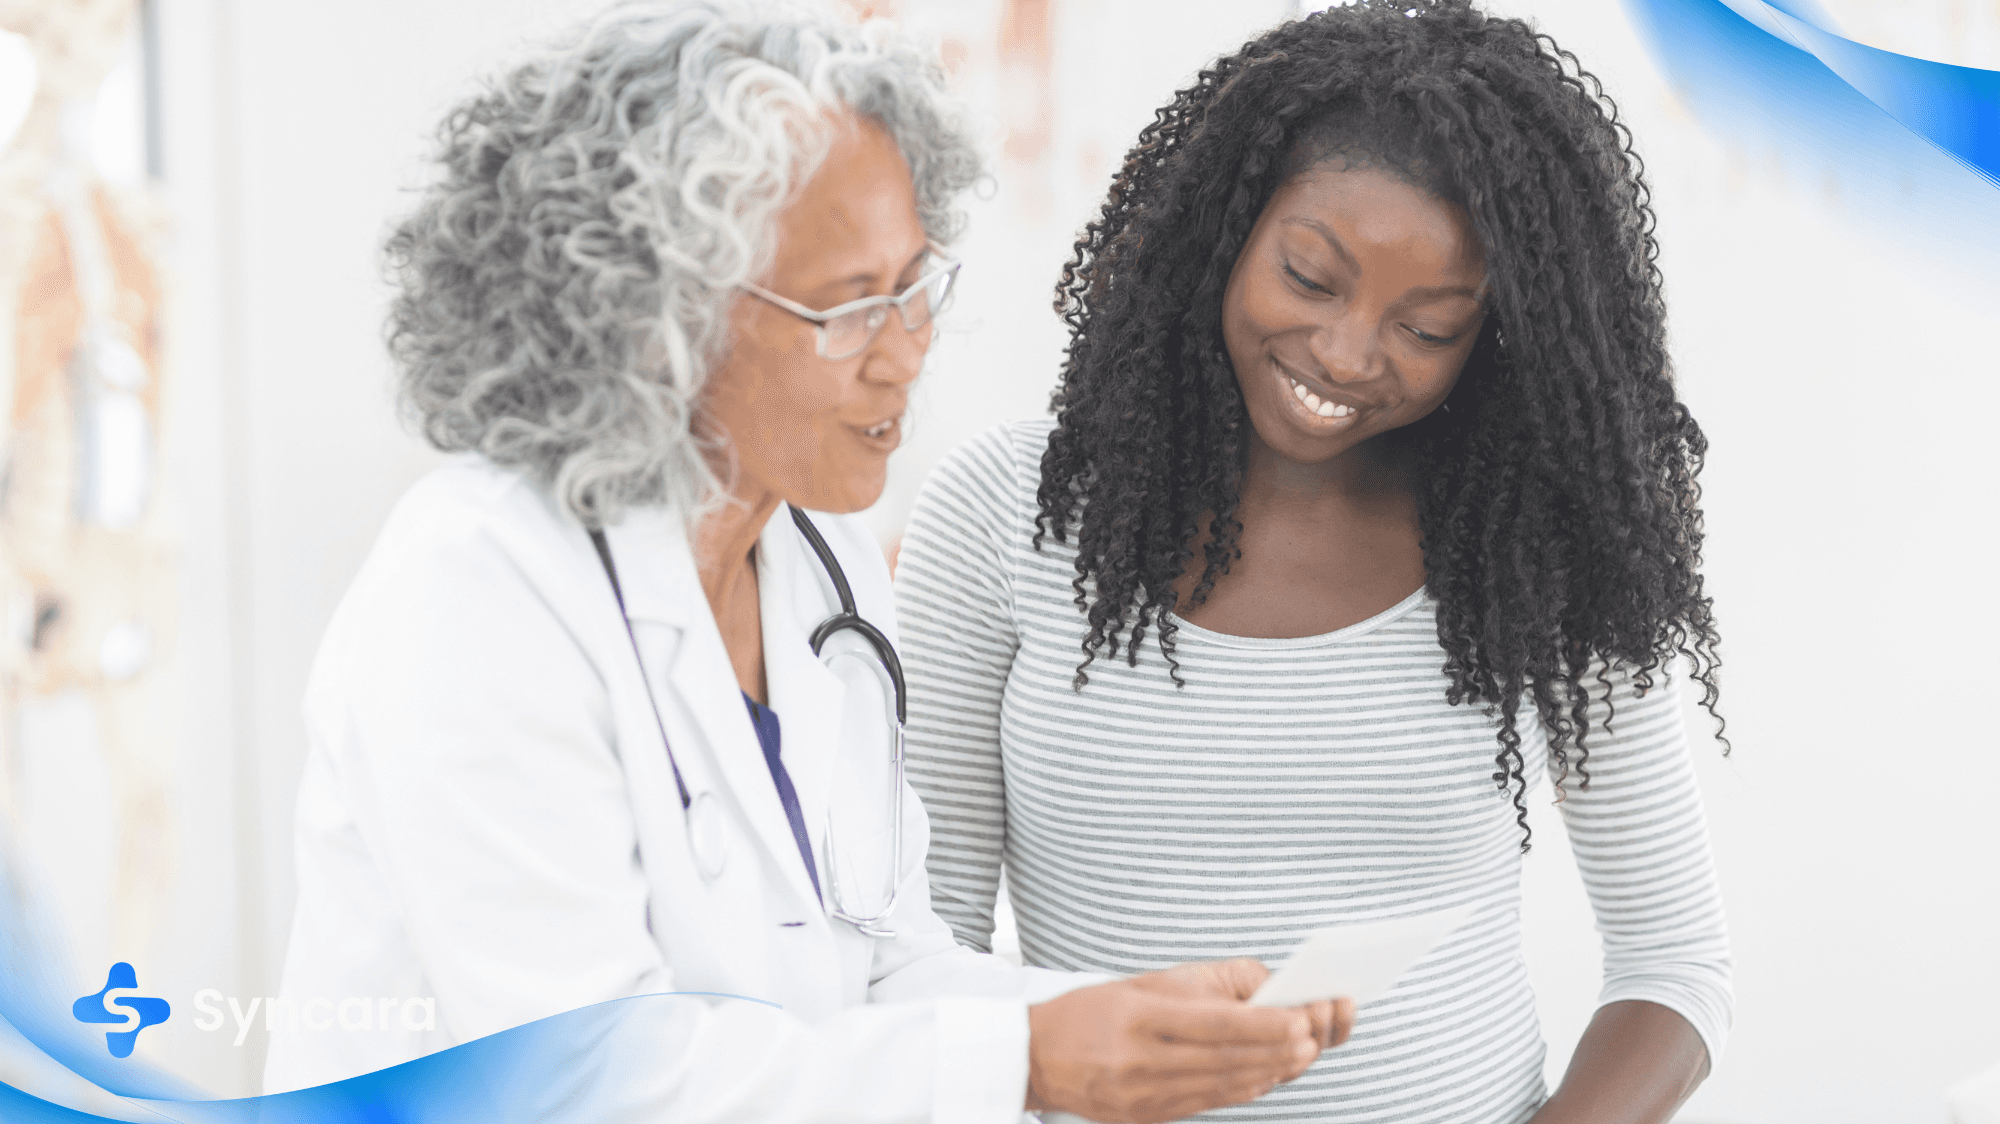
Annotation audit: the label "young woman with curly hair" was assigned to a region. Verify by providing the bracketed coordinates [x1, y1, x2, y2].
[897, 1, 1731, 1120]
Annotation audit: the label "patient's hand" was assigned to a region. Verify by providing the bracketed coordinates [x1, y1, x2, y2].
[1024, 958, 1355, 1123]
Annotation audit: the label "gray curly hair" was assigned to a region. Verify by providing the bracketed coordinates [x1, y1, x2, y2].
[386, 0, 982, 526]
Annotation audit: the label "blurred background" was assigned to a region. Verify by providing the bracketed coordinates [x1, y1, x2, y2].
[0, 0, 1994, 1120]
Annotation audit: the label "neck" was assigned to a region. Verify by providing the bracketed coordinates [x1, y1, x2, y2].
[1240, 432, 1414, 512]
[693, 480, 782, 624]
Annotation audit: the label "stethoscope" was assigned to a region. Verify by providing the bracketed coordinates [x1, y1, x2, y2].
[588, 505, 907, 939]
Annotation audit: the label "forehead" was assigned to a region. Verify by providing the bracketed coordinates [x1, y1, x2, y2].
[1262, 161, 1486, 283]
[769, 117, 923, 272]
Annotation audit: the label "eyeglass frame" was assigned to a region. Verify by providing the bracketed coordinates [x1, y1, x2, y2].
[736, 242, 961, 361]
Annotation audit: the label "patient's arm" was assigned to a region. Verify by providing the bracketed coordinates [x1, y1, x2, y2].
[1530, 999, 1709, 1124]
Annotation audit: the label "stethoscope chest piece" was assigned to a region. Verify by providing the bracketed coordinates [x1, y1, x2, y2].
[688, 790, 729, 881]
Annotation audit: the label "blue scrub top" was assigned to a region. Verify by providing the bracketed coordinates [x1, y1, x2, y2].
[743, 692, 822, 903]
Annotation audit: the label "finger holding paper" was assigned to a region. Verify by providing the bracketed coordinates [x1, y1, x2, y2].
[1303, 997, 1356, 1050]
[1127, 958, 1355, 1051]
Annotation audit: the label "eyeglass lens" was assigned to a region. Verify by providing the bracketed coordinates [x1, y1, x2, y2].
[822, 268, 955, 360]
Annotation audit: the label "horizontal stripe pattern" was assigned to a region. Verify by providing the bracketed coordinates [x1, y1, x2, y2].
[895, 420, 1731, 1123]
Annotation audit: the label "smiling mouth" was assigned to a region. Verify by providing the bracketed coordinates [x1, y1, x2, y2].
[850, 415, 902, 450]
[1274, 361, 1368, 429]
[1288, 376, 1358, 418]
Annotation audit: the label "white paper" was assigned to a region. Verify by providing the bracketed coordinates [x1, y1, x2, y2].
[1249, 904, 1474, 1008]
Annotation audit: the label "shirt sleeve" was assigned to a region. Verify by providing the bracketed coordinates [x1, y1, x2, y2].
[1554, 661, 1734, 1067]
[894, 423, 1030, 953]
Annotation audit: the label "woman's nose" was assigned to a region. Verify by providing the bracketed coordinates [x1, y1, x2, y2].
[861, 316, 930, 385]
[1307, 314, 1384, 384]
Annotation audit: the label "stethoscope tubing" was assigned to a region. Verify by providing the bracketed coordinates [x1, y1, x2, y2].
[788, 505, 909, 935]
[588, 506, 908, 937]
[792, 506, 908, 725]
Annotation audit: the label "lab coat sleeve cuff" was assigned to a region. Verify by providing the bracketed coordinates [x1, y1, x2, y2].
[934, 996, 1031, 1124]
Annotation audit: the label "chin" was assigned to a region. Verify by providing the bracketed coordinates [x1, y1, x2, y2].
[793, 462, 886, 514]
[1249, 397, 1365, 464]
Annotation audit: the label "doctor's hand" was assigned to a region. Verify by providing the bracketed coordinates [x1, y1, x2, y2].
[1127, 958, 1355, 1051]
[1024, 958, 1349, 1124]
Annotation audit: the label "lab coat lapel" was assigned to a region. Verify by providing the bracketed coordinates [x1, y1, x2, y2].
[669, 626, 828, 913]
[603, 508, 825, 916]
[596, 508, 691, 630]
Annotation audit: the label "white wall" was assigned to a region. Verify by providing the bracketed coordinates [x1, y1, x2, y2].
[1463, 4, 2000, 1121]
[149, 0, 609, 1092]
[126, 0, 1999, 1114]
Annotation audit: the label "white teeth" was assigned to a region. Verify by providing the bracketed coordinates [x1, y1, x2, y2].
[863, 419, 893, 437]
[1289, 376, 1358, 422]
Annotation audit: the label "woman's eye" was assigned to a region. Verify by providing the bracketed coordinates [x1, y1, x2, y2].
[1406, 325, 1458, 345]
[1283, 263, 1329, 294]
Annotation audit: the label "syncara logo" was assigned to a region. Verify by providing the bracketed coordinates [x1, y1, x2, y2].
[73, 962, 171, 1057]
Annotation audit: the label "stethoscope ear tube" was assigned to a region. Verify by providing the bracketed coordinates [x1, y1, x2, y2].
[807, 615, 906, 725]
[792, 505, 908, 725]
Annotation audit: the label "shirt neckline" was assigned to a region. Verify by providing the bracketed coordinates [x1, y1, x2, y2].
[1163, 586, 1430, 651]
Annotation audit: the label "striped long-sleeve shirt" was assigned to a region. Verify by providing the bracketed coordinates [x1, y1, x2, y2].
[895, 419, 1731, 1124]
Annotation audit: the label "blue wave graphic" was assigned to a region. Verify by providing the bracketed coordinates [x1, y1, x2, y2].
[0, 1081, 124, 1124]
[1766, 0, 1995, 184]
[1625, 0, 2000, 252]
[0, 838, 786, 1122]
[4, 990, 783, 1123]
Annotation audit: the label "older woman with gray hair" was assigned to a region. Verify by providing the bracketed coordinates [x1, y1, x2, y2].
[263, 2, 1345, 1120]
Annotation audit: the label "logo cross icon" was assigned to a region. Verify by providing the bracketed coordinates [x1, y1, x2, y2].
[73, 963, 171, 1058]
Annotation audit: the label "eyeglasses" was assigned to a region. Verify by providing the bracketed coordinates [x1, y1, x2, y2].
[738, 244, 961, 361]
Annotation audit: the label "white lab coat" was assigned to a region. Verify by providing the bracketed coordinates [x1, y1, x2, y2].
[264, 456, 1100, 1121]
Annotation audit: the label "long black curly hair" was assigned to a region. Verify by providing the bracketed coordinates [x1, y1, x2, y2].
[1033, 0, 1725, 849]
